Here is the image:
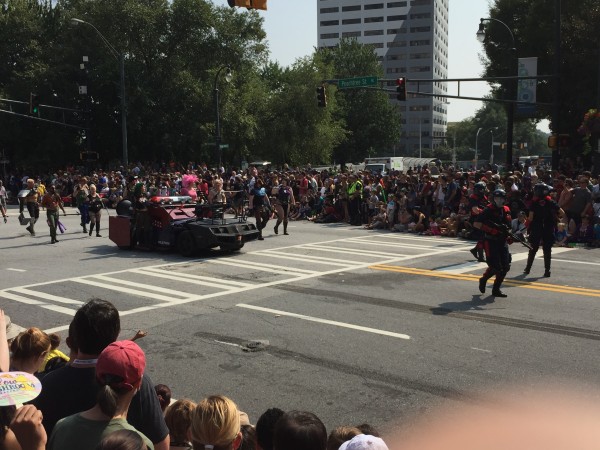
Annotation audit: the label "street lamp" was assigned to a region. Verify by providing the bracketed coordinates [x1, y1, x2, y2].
[214, 66, 232, 170]
[476, 17, 516, 169]
[475, 127, 483, 169]
[71, 18, 128, 167]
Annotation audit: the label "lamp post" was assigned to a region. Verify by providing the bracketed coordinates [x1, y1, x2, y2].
[488, 126, 499, 166]
[71, 18, 128, 168]
[214, 66, 232, 170]
[475, 127, 483, 169]
[477, 17, 516, 170]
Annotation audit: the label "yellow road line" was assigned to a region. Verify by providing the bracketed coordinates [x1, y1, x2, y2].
[370, 265, 600, 298]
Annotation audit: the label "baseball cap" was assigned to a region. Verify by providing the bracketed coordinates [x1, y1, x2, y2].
[0, 372, 42, 406]
[339, 435, 389, 450]
[96, 340, 146, 390]
[5, 315, 26, 341]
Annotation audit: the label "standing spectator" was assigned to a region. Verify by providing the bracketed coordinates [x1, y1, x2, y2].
[88, 184, 104, 237]
[565, 177, 592, 227]
[73, 177, 90, 233]
[41, 185, 66, 244]
[47, 340, 154, 450]
[165, 399, 196, 450]
[0, 180, 8, 222]
[33, 299, 169, 450]
[347, 174, 363, 226]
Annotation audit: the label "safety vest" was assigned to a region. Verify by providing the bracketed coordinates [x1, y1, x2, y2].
[348, 181, 363, 198]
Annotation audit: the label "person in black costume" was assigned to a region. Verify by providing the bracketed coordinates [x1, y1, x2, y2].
[524, 183, 565, 277]
[273, 178, 295, 236]
[468, 182, 488, 262]
[474, 189, 513, 297]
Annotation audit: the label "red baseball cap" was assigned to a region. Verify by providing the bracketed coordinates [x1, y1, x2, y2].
[96, 340, 146, 390]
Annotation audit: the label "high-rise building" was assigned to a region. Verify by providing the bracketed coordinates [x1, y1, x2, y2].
[317, 0, 449, 155]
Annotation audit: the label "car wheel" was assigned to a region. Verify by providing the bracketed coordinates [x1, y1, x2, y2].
[177, 230, 197, 257]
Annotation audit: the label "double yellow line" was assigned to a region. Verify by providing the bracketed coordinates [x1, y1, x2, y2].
[370, 265, 600, 298]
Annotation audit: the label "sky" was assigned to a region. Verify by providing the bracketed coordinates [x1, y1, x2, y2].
[211, 0, 531, 127]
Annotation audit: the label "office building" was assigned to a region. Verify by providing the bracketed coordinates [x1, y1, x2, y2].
[317, 0, 449, 154]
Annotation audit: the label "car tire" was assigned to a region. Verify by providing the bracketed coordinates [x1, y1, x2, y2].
[177, 230, 197, 257]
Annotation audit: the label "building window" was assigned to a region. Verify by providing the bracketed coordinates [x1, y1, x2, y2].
[387, 41, 407, 47]
[342, 18, 361, 25]
[410, 52, 431, 59]
[320, 20, 339, 26]
[409, 66, 431, 72]
[411, 0, 431, 5]
[387, 28, 407, 34]
[342, 31, 362, 37]
[319, 7, 339, 13]
[320, 33, 340, 39]
[364, 29, 384, 36]
[387, 1, 407, 6]
[410, 26, 431, 32]
[364, 3, 384, 9]
[368, 43, 384, 49]
[410, 39, 430, 46]
[341, 5, 361, 11]
[387, 15, 407, 21]
[364, 16, 384, 23]
[410, 12, 431, 19]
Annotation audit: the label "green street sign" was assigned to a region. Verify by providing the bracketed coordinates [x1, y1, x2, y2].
[220, 144, 229, 149]
[338, 76, 378, 89]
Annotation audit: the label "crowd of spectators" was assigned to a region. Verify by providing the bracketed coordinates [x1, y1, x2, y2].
[1, 301, 390, 450]
[2, 158, 599, 247]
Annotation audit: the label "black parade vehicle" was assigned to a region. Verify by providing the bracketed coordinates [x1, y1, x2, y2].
[108, 196, 259, 256]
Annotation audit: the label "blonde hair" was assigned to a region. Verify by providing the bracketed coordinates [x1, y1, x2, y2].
[191, 395, 240, 450]
[10, 327, 51, 360]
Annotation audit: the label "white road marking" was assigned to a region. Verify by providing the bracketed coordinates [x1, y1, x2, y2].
[140, 267, 253, 288]
[0, 291, 45, 305]
[132, 269, 244, 290]
[552, 258, 600, 266]
[212, 259, 316, 276]
[301, 243, 402, 258]
[5, 268, 26, 272]
[11, 288, 83, 305]
[438, 247, 574, 274]
[255, 250, 352, 267]
[471, 347, 492, 353]
[237, 303, 411, 340]
[71, 278, 186, 302]
[90, 275, 192, 298]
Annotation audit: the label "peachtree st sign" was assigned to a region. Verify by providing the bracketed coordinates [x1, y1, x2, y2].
[337, 76, 378, 89]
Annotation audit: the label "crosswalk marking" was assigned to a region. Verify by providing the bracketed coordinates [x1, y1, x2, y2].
[254, 250, 353, 267]
[140, 267, 253, 288]
[71, 277, 185, 302]
[11, 288, 83, 305]
[213, 259, 318, 275]
[301, 243, 403, 258]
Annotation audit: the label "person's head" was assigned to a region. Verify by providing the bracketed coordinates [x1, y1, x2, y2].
[557, 222, 566, 231]
[165, 399, 196, 444]
[354, 424, 380, 437]
[327, 426, 361, 450]
[10, 327, 51, 372]
[90, 184, 97, 194]
[273, 411, 327, 450]
[191, 395, 242, 450]
[95, 429, 147, 450]
[239, 425, 257, 450]
[72, 298, 120, 356]
[256, 408, 285, 450]
[95, 340, 146, 417]
[491, 189, 506, 208]
[339, 435, 388, 450]
[48, 184, 56, 194]
[155, 384, 172, 412]
[27, 178, 35, 188]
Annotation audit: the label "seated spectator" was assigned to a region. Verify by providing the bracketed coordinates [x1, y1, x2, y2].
[339, 434, 388, 450]
[554, 223, 568, 247]
[10, 327, 51, 374]
[47, 340, 154, 450]
[273, 411, 327, 450]
[165, 399, 196, 450]
[511, 211, 528, 241]
[327, 426, 361, 450]
[96, 428, 148, 450]
[365, 204, 387, 230]
[34, 299, 169, 450]
[190, 395, 242, 450]
[155, 385, 172, 414]
[255, 407, 285, 450]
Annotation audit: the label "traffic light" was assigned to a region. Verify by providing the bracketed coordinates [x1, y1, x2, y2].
[547, 134, 557, 148]
[227, 0, 267, 9]
[558, 134, 570, 149]
[316, 85, 327, 108]
[396, 77, 406, 101]
[29, 93, 40, 115]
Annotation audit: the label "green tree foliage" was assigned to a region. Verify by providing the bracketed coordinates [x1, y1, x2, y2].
[482, 0, 600, 153]
[320, 39, 402, 165]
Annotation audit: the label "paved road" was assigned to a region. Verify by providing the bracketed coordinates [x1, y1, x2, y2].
[1, 205, 599, 433]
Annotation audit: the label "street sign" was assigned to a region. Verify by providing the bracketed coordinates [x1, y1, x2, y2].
[220, 144, 229, 149]
[338, 76, 378, 89]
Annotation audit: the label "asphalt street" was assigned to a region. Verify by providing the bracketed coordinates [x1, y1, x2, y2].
[1, 204, 600, 434]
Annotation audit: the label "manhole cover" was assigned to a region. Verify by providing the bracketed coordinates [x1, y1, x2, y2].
[242, 340, 269, 352]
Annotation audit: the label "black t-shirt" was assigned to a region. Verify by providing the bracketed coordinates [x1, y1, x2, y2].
[530, 197, 559, 230]
[34, 365, 168, 444]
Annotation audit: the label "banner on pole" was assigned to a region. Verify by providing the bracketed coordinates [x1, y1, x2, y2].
[517, 57, 537, 117]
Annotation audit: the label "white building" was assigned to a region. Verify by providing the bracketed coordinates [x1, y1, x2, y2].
[317, 0, 449, 154]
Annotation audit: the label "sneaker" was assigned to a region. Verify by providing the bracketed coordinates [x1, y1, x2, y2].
[544, 270, 550, 277]
[89, 229, 92, 236]
[523, 267, 530, 274]
[257, 236, 264, 241]
[470, 248, 478, 260]
[274, 225, 279, 234]
[284, 231, 289, 235]
[478, 277, 486, 294]
[25, 225, 32, 234]
[492, 290, 508, 298]
[96, 234, 102, 237]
